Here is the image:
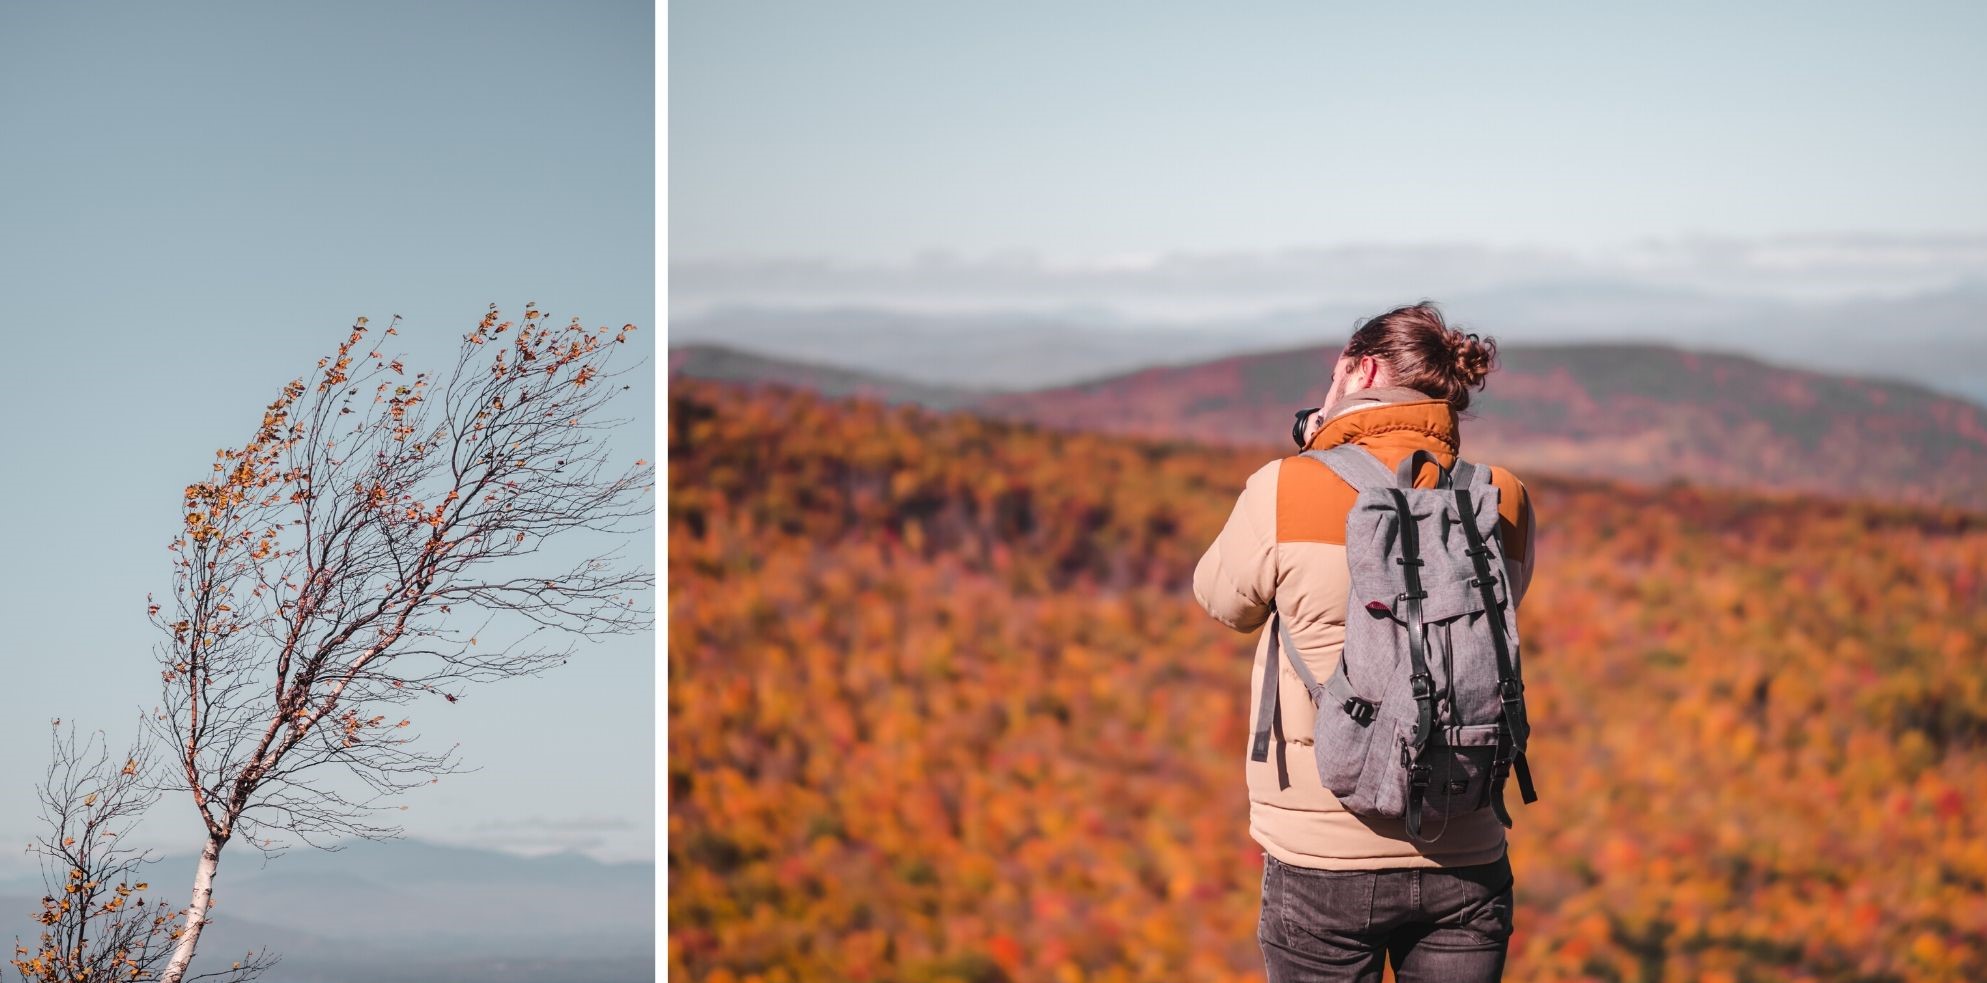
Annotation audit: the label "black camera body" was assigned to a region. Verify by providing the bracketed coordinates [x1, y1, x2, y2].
[1291, 407, 1321, 448]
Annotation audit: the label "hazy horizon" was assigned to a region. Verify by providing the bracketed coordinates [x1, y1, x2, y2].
[668, 235, 1987, 406]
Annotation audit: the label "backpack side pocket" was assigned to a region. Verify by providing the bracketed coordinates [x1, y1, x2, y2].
[1310, 679, 1379, 797]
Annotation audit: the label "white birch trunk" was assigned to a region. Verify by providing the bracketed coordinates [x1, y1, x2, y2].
[158, 835, 224, 983]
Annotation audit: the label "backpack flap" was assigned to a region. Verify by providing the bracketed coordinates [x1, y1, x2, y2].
[1419, 571, 1508, 624]
[1364, 571, 1507, 625]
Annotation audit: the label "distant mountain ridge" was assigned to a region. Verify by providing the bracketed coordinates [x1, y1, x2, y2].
[669, 342, 985, 409]
[671, 341, 1987, 510]
[667, 284, 1987, 406]
[0, 837, 653, 983]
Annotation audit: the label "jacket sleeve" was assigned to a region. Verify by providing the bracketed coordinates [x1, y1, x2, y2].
[1510, 478, 1537, 607]
[1193, 459, 1280, 633]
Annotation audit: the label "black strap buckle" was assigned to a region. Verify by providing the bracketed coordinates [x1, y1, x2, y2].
[1342, 697, 1377, 725]
[1498, 678, 1524, 701]
[1409, 672, 1434, 699]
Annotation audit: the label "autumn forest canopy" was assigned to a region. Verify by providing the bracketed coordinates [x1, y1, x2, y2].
[667, 377, 1987, 983]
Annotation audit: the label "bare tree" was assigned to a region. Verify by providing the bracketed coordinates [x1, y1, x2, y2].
[11, 719, 274, 983]
[135, 306, 654, 983]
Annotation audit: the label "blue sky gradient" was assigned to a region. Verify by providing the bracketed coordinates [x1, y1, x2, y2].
[0, 0, 655, 867]
[672, 1, 1986, 259]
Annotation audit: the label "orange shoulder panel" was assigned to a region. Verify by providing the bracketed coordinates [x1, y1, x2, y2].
[1278, 454, 1531, 559]
[1275, 455, 1357, 545]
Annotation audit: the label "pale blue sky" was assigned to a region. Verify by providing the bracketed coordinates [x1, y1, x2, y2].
[0, 0, 654, 867]
[672, 0, 1987, 260]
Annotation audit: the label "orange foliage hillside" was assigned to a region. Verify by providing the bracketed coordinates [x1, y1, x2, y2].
[667, 377, 1987, 983]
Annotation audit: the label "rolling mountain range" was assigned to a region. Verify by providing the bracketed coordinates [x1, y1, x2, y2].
[670, 341, 1987, 510]
[0, 838, 653, 983]
[668, 280, 1987, 407]
[669, 341, 986, 410]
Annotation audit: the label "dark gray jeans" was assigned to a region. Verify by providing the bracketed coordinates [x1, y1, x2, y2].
[1257, 851, 1515, 983]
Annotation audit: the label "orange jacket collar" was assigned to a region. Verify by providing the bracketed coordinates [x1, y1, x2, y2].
[1303, 390, 1460, 457]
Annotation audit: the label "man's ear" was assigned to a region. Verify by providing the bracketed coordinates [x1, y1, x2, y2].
[1348, 354, 1380, 393]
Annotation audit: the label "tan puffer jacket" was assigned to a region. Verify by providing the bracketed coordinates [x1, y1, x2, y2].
[1192, 385, 1536, 870]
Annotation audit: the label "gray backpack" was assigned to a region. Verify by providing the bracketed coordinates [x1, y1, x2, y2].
[1248, 445, 1538, 843]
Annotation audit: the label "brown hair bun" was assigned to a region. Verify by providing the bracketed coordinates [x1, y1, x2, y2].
[1341, 302, 1499, 413]
[1445, 328, 1498, 391]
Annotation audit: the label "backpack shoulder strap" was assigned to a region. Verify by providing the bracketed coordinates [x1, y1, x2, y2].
[1395, 448, 1456, 489]
[1304, 444, 1393, 492]
[1451, 477, 1538, 812]
[1274, 612, 1325, 693]
[1451, 456, 1512, 583]
[1249, 610, 1328, 777]
[1449, 455, 1484, 490]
